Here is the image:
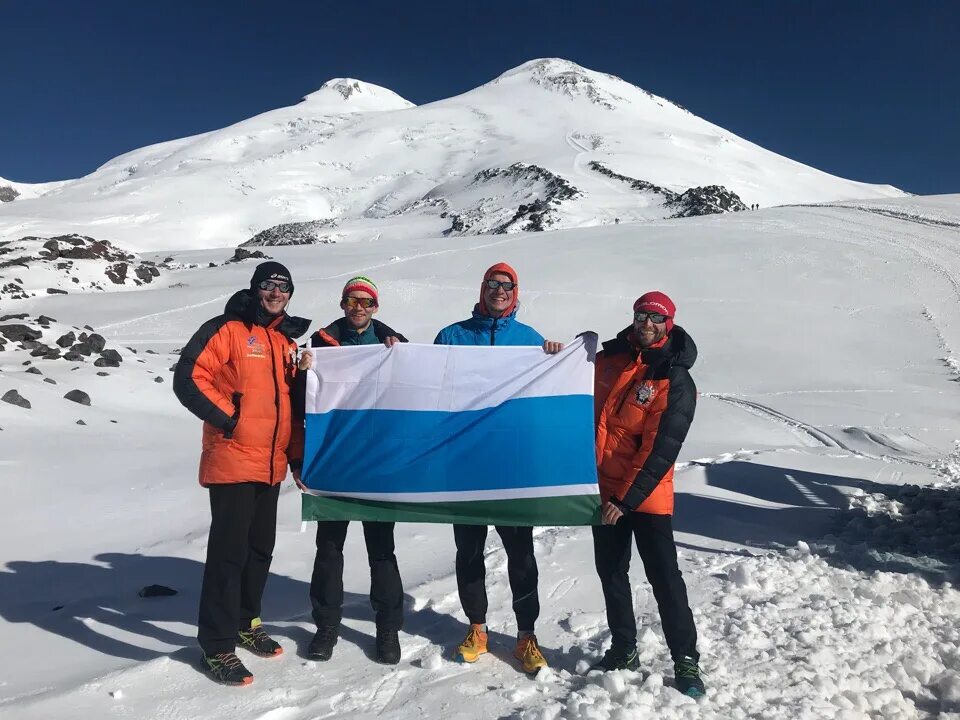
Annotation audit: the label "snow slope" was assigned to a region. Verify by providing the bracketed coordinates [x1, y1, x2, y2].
[1, 196, 959, 719]
[0, 59, 904, 252]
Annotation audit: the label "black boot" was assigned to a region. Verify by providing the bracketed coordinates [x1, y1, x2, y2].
[375, 627, 401, 665]
[674, 656, 706, 697]
[588, 646, 640, 672]
[308, 625, 339, 661]
[200, 651, 253, 686]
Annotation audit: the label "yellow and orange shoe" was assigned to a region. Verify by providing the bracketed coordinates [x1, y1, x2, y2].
[514, 634, 548, 675]
[454, 623, 488, 663]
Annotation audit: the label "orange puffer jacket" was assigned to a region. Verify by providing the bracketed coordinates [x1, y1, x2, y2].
[173, 290, 310, 486]
[594, 326, 697, 515]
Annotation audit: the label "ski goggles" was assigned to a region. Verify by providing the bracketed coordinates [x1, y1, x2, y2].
[484, 279, 516, 291]
[341, 296, 378, 309]
[258, 280, 292, 293]
[634, 311, 670, 324]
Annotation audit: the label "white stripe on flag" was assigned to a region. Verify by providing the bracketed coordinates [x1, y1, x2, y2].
[305, 333, 597, 414]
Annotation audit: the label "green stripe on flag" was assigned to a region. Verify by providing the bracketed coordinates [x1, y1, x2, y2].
[302, 493, 601, 526]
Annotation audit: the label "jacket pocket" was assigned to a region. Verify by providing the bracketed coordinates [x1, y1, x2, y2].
[223, 391, 242, 439]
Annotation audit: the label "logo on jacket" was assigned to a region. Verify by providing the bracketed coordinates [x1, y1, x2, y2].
[246, 335, 266, 358]
[634, 382, 655, 405]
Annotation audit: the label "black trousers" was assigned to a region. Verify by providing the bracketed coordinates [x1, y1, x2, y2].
[454, 524, 540, 632]
[198, 482, 280, 655]
[310, 520, 404, 631]
[592, 512, 698, 662]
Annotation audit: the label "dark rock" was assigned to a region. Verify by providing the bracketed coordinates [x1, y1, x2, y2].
[666, 185, 748, 217]
[138, 584, 178, 598]
[56, 331, 76, 348]
[145, 349, 157, 355]
[76, 419, 86, 425]
[30, 344, 51, 357]
[110, 419, 117, 423]
[37, 315, 56, 324]
[0, 185, 19, 203]
[0, 313, 29, 321]
[63, 351, 83, 361]
[241, 220, 338, 247]
[83, 325, 93, 331]
[227, 248, 269, 263]
[21, 339, 41, 350]
[70, 343, 93, 356]
[43, 377, 56, 385]
[64, 389, 91, 406]
[0, 324, 41, 342]
[154, 376, 164, 383]
[44, 350, 61, 360]
[46, 288, 68, 295]
[208, 262, 216, 268]
[96, 371, 109, 376]
[2, 389, 30, 409]
[25, 367, 42, 375]
[95, 349, 122, 367]
[87, 333, 106, 352]
[105, 262, 128, 284]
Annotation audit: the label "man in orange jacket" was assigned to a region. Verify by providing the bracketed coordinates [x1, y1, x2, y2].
[589, 291, 705, 698]
[174, 261, 309, 686]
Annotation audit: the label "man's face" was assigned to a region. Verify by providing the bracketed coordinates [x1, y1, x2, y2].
[633, 311, 669, 348]
[341, 290, 378, 330]
[257, 280, 291, 316]
[482, 272, 515, 316]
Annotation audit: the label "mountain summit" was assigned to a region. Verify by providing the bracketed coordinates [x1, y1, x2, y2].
[0, 58, 903, 251]
[302, 79, 415, 112]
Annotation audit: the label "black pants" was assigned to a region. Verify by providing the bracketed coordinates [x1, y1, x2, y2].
[310, 521, 403, 630]
[592, 513, 698, 662]
[454, 524, 539, 632]
[197, 482, 280, 655]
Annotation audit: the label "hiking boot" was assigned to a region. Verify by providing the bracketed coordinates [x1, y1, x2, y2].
[454, 623, 488, 663]
[513, 633, 548, 675]
[588, 646, 640, 672]
[375, 627, 401, 665]
[200, 651, 253, 686]
[308, 625, 339, 661]
[674, 656, 706, 697]
[237, 617, 283, 657]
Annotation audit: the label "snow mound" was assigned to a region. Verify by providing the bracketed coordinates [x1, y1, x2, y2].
[302, 78, 416, 112]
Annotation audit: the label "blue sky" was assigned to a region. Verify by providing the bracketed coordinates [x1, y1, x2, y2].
[1, 1, 957, 194]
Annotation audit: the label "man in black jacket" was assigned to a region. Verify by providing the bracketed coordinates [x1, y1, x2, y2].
[294, 276, 408, 665]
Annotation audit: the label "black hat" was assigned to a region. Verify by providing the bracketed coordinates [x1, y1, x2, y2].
[250, 261, 294, 295]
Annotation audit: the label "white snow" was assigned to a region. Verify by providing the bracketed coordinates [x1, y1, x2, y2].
[2, 192, 960, 718]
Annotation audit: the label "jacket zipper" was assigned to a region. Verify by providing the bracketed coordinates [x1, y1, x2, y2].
[489, 317, 498, 345]
[265, 328, 280, 484]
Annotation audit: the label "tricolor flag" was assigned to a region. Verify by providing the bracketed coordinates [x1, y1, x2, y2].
[301, 334, 600, 525]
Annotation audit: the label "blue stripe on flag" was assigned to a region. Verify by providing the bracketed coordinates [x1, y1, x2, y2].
[303, 394, 597, 494]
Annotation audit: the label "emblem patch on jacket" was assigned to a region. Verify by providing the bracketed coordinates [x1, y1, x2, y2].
[246, 336, 266, 358]
[634, 382, 655, 405]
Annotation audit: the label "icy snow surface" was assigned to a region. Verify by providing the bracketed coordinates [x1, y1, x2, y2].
[1, 195, 960, 719]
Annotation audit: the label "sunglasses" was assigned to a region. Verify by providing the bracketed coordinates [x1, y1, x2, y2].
[341, 296, 377, 309]
[634, 311, 670, 324]
[258, 279, 292, 293]
[484, 279, 516, 291]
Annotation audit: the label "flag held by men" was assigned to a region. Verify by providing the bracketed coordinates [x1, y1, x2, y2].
[301, 334, 600, 525]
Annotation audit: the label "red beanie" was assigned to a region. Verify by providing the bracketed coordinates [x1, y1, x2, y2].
[634, 290, 676, 332]
[479, 262, 519, 316]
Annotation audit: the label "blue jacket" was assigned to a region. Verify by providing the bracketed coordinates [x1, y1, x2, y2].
[434, 305, 545, 347]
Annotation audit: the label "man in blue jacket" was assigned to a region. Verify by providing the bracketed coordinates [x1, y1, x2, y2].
[435, 262, 563, 675]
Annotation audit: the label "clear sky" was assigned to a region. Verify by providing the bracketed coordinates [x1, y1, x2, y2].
[1, 0, 957, 195]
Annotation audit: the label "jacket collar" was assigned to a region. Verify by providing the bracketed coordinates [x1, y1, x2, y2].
[224, 290, 310, 340]
[602, 324, 697, 370]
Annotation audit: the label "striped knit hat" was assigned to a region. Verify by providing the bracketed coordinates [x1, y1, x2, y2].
[342, 275, 379, 304]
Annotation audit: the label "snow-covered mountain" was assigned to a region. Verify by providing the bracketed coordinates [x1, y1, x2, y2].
[0, 59, 904, 252]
